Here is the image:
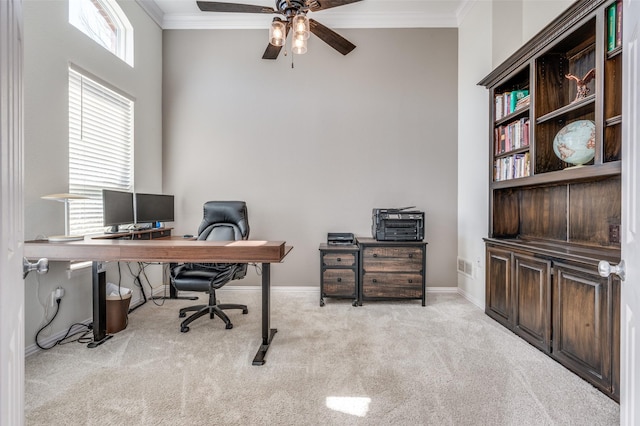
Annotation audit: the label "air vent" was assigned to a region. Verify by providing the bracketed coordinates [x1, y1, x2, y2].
[457, 257, 473, 278]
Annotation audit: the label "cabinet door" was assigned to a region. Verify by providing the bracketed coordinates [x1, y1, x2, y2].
[513, 254, 551, 352]
[552, 262, 613, 393]
[485, 246, 512, 328]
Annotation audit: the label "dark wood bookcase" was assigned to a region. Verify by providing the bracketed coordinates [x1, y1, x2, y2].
[479, 0, 622, 401]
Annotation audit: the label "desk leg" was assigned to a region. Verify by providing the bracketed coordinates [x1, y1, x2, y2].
[87, 261, 112, 348]
[252, 263, 277, 365]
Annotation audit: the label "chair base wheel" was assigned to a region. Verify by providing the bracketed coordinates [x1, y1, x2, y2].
[179, 312, 186, 318]
[225, 323, 233, 330]
[181, 326, 190, 333]
[242, 308, 248, 314]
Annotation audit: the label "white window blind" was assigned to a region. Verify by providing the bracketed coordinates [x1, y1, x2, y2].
[68, 68, 134, 236]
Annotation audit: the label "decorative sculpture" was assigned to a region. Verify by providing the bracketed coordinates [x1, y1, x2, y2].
[565, 68, 596, 103]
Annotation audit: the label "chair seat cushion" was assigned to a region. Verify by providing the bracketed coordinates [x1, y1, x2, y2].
[172, 263, 239, 292]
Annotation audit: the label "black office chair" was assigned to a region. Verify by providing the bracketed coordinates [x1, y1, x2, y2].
[170, 201, 249, 332]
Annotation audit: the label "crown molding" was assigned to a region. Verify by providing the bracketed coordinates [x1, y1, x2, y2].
[162, 10, 458, 30]
[135, 0, 164, 27]
[141, 0, 471, 30]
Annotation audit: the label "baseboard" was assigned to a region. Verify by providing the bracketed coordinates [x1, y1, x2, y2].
[457, 287, 484, 309]
[222, 285, 461, 294]
[25, 318, 93, 357]
[222, 285, 319, 293]
[426, 286, 458, 293]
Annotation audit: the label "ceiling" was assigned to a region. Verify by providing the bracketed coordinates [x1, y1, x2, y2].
[137, 0, 473, 29]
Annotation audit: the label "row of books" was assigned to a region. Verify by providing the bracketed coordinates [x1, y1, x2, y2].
[494, 153, 531, 182]
[495, 90, 529, 120]
[607, 1, 622, 52]
[495, 118, 530, 155]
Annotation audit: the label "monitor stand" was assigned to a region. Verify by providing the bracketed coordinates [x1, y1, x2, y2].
[105, 226, 120, 234]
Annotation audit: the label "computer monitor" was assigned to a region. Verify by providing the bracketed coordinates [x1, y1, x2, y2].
[135, 193, 175, 227]
[102, 189, 134, 233]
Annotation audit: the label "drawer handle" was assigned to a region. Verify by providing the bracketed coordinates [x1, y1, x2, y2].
[373, 253, 378, 258]
[408, 254, 413, 258]
[337, 277, 342, 282]
[337, 257, 342, 262]
[372, 279, 377, 283]
[408, 279, 413, 283]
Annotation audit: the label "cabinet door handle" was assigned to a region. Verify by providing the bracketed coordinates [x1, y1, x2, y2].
[598, 260, 626, 281]
[337, 277, 342, 282]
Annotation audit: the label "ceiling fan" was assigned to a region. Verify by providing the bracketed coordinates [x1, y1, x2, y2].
[196, 0, 363, 59]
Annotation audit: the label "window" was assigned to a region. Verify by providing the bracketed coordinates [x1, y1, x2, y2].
[68, 67, 134, 236]
[69, 0, 134, 66]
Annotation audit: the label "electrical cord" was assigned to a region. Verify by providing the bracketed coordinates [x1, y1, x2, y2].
[249, 262, 262, 276]
[125, 262, 147, 310]
[35, 299, 61, 350]
[35, 299, 93, 350]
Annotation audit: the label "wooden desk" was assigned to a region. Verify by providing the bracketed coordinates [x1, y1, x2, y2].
[24, 237, 292, 365]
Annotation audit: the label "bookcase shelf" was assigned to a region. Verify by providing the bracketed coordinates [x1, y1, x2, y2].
[479, 0, 622, 402]
[536, 94, 595, 124]
[495, 106, 529, 126]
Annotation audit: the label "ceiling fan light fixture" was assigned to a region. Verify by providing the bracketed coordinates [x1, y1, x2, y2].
[292, 34, 307, 55]
[292, 14, 310, 40]
[269, 20, 286, 47]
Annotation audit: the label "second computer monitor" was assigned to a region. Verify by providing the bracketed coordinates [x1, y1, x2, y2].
[135, 193, 174, 226]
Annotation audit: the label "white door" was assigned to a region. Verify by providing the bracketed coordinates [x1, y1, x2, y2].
[0, 0, 25, 425]
[621, 0, 640, 423]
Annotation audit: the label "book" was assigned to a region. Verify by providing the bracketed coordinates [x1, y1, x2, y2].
[515, 94, 530, 110]
[607, 3, 616, 52]
[616, 0, 622, 48]
[495, 95, 503, 120]
[510, 90, 529, 113]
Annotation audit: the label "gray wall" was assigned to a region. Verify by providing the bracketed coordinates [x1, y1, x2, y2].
[23, 0, 163, 349]
[162, 28, 459, 288]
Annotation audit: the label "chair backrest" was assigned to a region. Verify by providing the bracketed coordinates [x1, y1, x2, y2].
[197, 201, 249, 242]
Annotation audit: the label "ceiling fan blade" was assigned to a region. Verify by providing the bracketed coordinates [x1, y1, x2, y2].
[196, 1, 275, 13]
[309, 19, 356, 56]
[262, 44, 284, 60]
[307, 0, 363, 12]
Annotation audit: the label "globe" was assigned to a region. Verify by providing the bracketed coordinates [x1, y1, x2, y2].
[552, 120, 596, 166]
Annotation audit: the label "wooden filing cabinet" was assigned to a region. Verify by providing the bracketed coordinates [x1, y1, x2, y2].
[319, 244, 359, 306]
[357, 238, 427, 306]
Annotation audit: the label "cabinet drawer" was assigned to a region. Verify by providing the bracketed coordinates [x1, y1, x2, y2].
[362, 247, 423, 272]
[363, 246, 423, 260]
[362, 273, 422, 298]
[322, 269, 356, 296]
[322, 252, 356, 267]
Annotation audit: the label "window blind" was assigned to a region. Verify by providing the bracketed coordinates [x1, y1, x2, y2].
[68, 68, 134, 236]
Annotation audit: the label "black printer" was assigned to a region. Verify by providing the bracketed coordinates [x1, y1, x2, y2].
[371, 207, 425, 241]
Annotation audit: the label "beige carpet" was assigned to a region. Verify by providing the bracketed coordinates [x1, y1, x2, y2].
[25, 291, 619, 425]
